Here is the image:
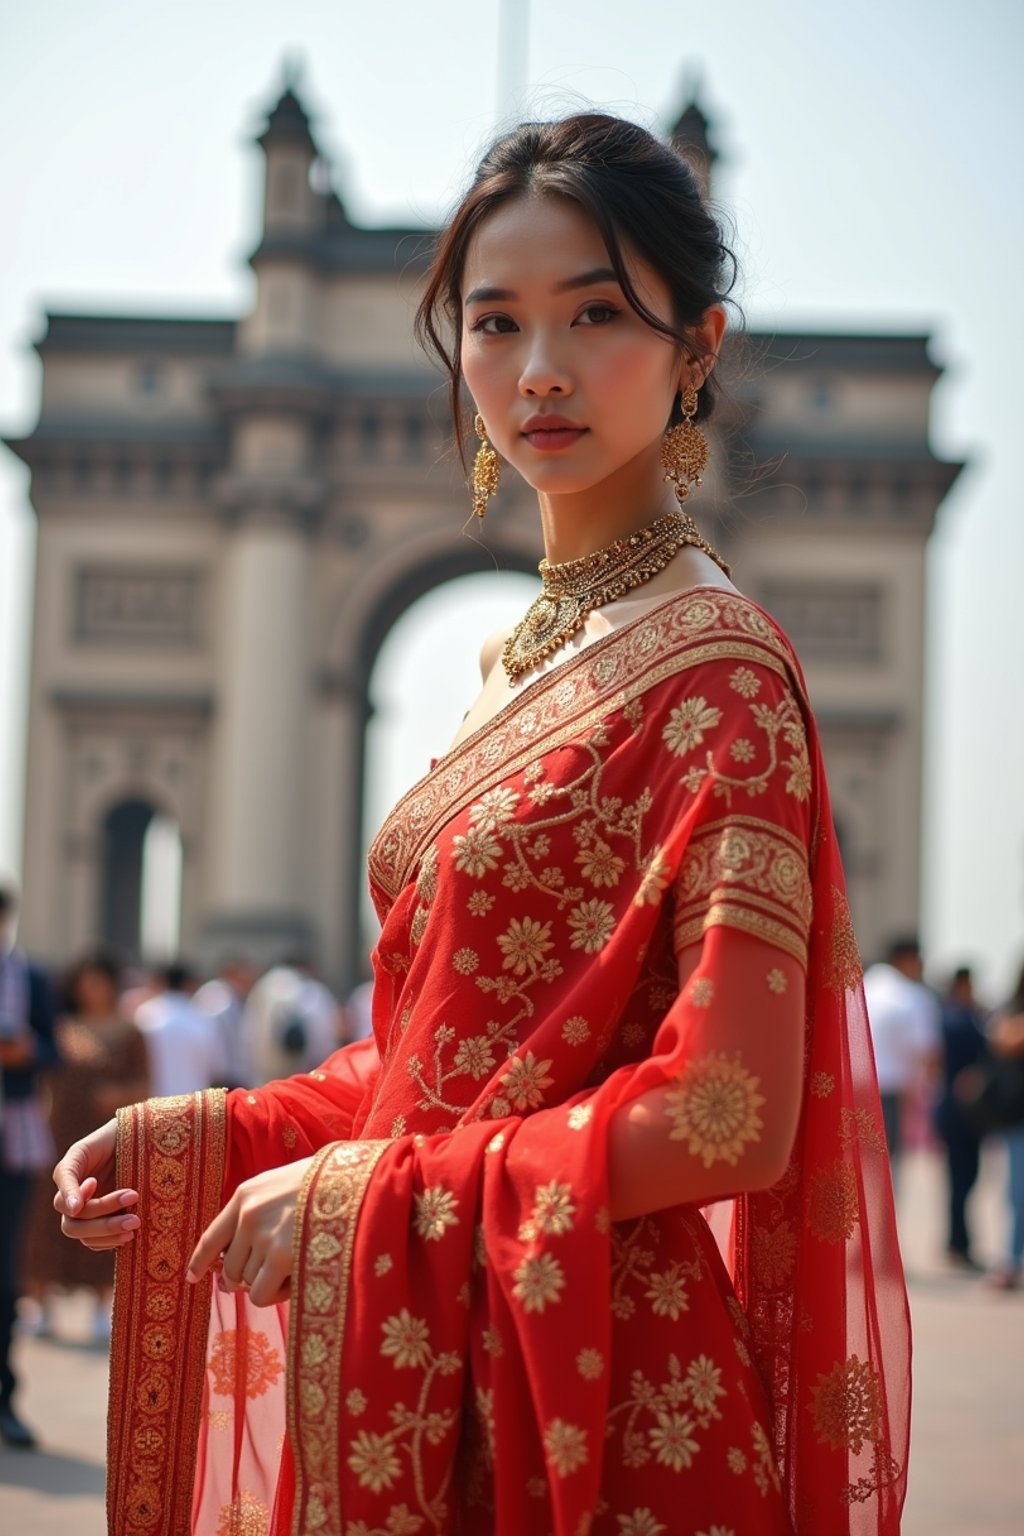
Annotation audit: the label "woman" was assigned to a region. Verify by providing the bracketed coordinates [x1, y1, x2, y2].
[53, 114, 909, 1535]
[26, 950, 148, 1339]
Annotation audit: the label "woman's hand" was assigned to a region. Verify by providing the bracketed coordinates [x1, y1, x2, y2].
[187, 1157, 316, 1308]
[52, 1118, 141, 1250]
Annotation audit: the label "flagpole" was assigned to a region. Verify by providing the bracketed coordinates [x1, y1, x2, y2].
[497, 0, 530, 123]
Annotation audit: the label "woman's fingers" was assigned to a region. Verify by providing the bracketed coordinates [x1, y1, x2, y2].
[187, 1197, 238, 1283]
[61, 1210, 140, 1245]
[247, 1256, 291, 1309]
[53, 1119, 118, 1214]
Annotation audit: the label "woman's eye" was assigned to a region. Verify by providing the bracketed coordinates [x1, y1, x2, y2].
[471, 314, 518, 335]
[576, 303, 620, 326]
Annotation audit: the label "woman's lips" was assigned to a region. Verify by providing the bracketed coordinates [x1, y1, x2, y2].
[522, 427, 589, 452]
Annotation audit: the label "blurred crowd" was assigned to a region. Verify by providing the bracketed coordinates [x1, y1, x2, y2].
[0, 881, 371, 1449]
[2, 876, 1024, 1452]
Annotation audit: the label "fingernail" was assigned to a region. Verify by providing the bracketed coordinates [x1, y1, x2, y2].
[119, 1190, 138, 1207]
[185, 1269, 198, 1285]
[67, 1195, 80, 1213]
[121, 1215, 140, 1231]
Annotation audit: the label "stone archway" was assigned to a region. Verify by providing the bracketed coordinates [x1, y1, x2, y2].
[100, 795, 184, 962]
[324, 532, 541, 993]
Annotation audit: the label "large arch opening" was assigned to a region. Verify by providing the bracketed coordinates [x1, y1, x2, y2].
[360, 568, 537, 966]
[100, 797, 183, 963]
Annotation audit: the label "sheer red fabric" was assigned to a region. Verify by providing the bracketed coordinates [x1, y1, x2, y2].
[109, 589, 909, 1536]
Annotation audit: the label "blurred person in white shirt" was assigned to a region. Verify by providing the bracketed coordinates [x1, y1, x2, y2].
[193, 957, 260, 1090]
[243, 957, 341, 1086]
[135, 961, 224, 1097]
[863, 935, 941, 1176]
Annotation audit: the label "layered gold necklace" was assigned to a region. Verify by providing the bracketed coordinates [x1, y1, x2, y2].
[501, 508, 730, 681]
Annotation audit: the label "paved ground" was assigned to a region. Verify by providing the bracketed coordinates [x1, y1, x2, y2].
[2, 1146, 1022, 1534]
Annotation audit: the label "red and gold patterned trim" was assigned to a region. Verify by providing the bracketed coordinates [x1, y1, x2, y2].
[289, 1139, 389, 1536]
[369, 588, 810, 903]
[107, 1089, 227, 1536]
[673, 815, 812, 967]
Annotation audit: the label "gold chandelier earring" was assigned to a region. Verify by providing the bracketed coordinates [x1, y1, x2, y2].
[660, 384, 709, 506]
[471, 413, 500, 520]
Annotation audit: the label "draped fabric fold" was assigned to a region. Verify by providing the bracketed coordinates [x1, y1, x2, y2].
[106, 588, 909, 1536]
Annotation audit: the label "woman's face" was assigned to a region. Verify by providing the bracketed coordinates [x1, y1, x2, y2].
[76, 966, 117, 1017]
[460, 193, 687, 497]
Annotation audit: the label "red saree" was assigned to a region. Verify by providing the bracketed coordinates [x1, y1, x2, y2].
[108, 587, 909, 1536]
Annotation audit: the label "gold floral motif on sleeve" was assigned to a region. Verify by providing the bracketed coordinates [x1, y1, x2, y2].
[663, 1051, 766, 1168]
[673, 816, 812, 967]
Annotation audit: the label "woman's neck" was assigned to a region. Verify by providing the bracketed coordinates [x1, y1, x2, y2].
[536, 453, 678, 565]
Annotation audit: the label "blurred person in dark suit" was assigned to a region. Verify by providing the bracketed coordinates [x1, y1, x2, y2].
[933, 965, 989, 1270]
[0, 884, 59, 1448]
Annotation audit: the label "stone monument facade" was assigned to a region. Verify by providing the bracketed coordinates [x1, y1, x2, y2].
[3, 80, 963, 988]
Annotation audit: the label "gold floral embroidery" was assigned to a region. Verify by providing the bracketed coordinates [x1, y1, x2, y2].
[807, 1159, 860, 1241]
[345, 1387, 367, 1416]
[752, 1218, 797, 1288]
[531, 1179, 576, 1236]
[766, 967, 788, 995]
[811, 1355, 883, 1455]
[810, 1071, 835, 1098]
[729, 666, 761, 699]
[208, 1328, 284, 1399]
[289, 1140, 387, 1536]
[567, 897, 616, 952]
[663, 1051, 766, 1167]
[490, 1051, 552, 1115]
[107, 1091, 226, 1536]
[369, 588, 802, 903]
[645, 1264, 692, 1320]
[662, 696, 724, 756]
[635, 845, 671, 906]
[577, 1346, 605, 1380]
[497, 914, 555, 974]
[543, 1417, 588, 1476]
[215, 1490, 269, 1536]
[413, 1185, 459, 1242]
[839, 1105, 887, 1154]
[562, 1014, 590, 1045]
[690, 977, 715, 1007]
[823, 885, 863, 992]
[617, 1511, 667, 1536]
[673, 815, 812, 966]
[575, 837, 626, 887]
[607, 1351, 724, 1473]
[568, 1101, 593, 1130]
[512, 1251, 566, 1312]
[380, 1309, 432, 1369]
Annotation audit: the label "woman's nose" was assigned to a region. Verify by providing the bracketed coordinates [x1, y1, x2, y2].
[518, 338, 573, 398]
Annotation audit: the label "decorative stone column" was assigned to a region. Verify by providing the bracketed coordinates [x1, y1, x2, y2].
[200, 470, 323, 966]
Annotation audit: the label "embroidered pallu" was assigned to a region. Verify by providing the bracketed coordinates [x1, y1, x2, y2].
[108, 588, 909, 1536]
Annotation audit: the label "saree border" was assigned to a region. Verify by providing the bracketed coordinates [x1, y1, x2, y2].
[370, 588, 812, 904]
[288, 1139, 389, 1536]
[673, 813, 813, 968]
[107, 1088, 227, 1536]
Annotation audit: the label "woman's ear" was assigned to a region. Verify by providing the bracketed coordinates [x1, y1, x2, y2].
[679, 303, 728, 392]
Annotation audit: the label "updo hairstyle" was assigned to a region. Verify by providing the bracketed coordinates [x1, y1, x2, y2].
[415, 112, 740, 465]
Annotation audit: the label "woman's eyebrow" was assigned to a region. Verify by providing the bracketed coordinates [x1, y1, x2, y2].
[463, 267, 621, 306]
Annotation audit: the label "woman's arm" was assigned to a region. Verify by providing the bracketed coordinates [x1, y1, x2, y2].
[608, 927, 805, 1222]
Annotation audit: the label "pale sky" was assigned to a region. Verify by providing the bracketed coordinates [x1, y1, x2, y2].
[2, 0, 1023, 996]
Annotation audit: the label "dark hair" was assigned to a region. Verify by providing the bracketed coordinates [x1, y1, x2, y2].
[951, 965, 973, 986]
[160, 960, 193, 993]
[885, 935, 921, 964]
[415, 112, 740, 466]
[63, 949, 123, 1011]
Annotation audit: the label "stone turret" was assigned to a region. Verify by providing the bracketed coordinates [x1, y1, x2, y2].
[669, 88, 719, 201]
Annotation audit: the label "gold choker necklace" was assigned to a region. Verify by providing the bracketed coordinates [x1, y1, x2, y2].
[501, 509, 730, 681]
